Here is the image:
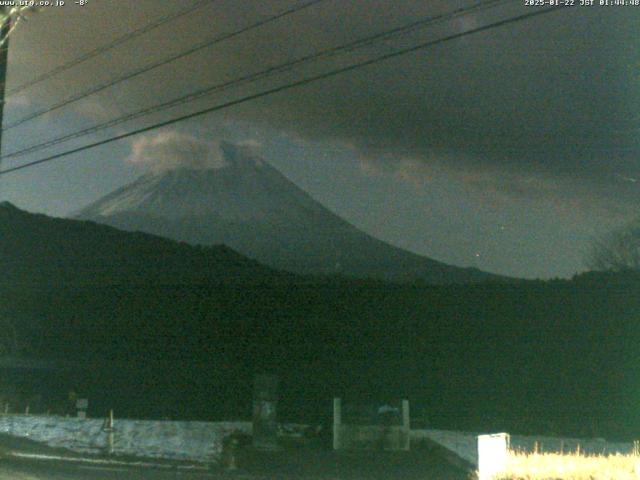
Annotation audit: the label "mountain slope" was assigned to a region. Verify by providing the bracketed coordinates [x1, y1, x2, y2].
[0, 201, 286, 287]
[76, 142, 502, 284]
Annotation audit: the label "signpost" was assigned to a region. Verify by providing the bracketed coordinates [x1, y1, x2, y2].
[252, 374, 279, 450]
[76, 398, 88, 419]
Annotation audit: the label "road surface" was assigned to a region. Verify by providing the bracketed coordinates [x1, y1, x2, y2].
[0, 457, 225, 479]
[0, 440, 471, 479]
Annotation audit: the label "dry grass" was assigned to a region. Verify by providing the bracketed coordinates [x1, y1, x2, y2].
[496, 450, 640, 480]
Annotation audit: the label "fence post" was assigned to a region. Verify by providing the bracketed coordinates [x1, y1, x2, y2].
[477, 433, 510, 480]
[401, 399, 410, 451]
[106, 410, 114, 455]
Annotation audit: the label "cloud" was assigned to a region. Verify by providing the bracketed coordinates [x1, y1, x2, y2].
[127, 131, 226, 172]
[10, 1, 640, 211]
[235, 138, 262, 156]
[5, 95, 30, 108]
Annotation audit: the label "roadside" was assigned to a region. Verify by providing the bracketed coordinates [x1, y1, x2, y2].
[0, 433, 472, 479]
[0, 432, 209, 468]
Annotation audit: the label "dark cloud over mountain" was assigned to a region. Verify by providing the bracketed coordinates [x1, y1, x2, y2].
[4, 0, 639, 277]
[12, 3, 638, 176]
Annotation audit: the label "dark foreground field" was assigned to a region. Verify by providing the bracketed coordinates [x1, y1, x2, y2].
[0, 434, 470, 479]
[233, 439, 471, 479]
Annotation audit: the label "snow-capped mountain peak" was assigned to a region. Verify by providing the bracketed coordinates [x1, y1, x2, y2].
[75, 142, 500, 283]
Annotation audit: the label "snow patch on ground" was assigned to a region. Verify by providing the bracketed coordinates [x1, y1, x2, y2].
[0, 416, 251, 463]
[412, 429, 635, 467]
[412, 429, 479, 464]
[0, 416, 633, 468]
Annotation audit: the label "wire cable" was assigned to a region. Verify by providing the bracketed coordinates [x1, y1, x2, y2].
[3, 0, 327, 131]
[0, 6, 37, 49]
[3, 0, 511, 161]
[4, 0, 215, 97]
[0, 5, 568, 177]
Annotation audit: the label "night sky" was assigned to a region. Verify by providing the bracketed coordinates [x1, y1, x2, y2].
[1, 0, 638, 279]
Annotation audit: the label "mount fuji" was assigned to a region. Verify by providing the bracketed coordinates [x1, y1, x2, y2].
[75, 142, 500, 284]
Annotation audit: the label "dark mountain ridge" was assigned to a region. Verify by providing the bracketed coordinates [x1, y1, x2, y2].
[0, 200, 287, 287]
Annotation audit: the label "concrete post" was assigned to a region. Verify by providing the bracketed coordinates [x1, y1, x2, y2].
[333, 398, 341, 450]
[478, 433, 510, 480]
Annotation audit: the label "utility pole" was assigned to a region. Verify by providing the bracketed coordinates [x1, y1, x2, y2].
[0, 7, 11, 163]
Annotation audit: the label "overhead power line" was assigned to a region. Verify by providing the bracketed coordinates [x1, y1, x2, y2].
[0, 4, 568, 177]
[0, 6, 38, 49]
[3, 0, 511, 161]
[2, 0, 327, 131]
[4, 0, 215, 97]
